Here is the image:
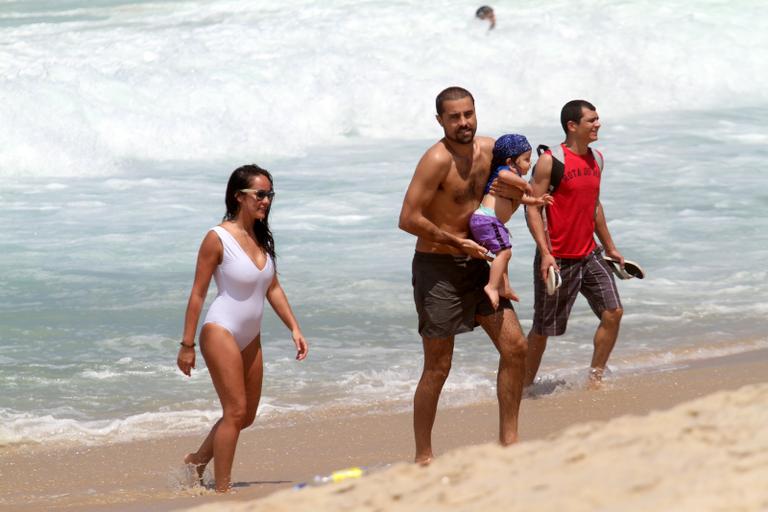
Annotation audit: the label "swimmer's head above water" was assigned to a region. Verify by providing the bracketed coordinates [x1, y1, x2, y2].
[475, 5, 495, 30]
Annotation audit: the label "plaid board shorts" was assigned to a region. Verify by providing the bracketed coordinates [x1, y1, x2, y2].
[412, 251, 513, 339]
[531, 247, 622, 336]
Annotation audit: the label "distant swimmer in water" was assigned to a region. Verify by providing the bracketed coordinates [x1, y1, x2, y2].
[476, 5, 496, 30]
[177, 164, 308, 493]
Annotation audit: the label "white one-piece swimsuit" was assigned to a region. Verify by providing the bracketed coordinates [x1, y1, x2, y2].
[203, 226, 275, 351]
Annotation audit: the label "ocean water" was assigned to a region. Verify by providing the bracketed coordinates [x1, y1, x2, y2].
[1, 0, 767, 447]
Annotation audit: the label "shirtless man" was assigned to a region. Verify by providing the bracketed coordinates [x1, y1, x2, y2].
[398, 86, 528, 464]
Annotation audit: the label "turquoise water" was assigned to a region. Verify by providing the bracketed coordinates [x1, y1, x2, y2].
[1, 0, 767, 446]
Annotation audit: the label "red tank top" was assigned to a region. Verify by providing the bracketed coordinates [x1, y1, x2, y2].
[546, 145, 601, 259]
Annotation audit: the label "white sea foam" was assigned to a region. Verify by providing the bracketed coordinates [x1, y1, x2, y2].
[65, 200, 108, 208]
[612, 339, 768, 373]
[1, 0, 765, 177]
[0, 409, 221, 447]
[80, 369, 121, 380]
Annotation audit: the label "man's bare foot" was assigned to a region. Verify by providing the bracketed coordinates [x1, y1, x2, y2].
[484, 284, 500, 310]
[587, 367, 605, 390]
[414, 455, 433, 466]
[184, 453, 207, 483]
[500, 433, 519, 446]
[500, 286, 520, 302]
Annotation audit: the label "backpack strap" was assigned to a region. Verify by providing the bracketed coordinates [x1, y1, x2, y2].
[531, 144, 565, 254]
[591, 148, 604, 173]
[534, 144, 565, 194]
[590, 148, 604, 219]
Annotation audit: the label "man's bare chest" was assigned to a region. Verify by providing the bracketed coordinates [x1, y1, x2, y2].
[441, 165, 489, 204]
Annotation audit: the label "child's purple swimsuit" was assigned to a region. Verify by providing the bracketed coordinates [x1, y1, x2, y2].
[469, 205, 511, 254]
[469, 165, 515, 254]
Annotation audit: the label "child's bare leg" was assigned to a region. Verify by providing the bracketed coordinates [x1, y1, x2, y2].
[500, 267, 519, 302]
[484, 248, 512, 309]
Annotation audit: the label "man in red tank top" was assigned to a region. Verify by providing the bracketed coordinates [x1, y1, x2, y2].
[524, 100, 625, 388]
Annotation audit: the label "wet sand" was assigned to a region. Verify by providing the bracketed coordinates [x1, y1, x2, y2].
[1, 348, 766, 512]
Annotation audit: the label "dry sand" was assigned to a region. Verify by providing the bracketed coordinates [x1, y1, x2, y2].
[1, 349, 766, 512]
[190, 381, 768, 512]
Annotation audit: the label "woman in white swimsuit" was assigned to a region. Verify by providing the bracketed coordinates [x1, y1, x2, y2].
[176, 164, 308, 493]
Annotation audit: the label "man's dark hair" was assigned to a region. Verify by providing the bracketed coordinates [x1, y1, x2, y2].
[435, 87, 474, 115]
[560, 99, 596, 133]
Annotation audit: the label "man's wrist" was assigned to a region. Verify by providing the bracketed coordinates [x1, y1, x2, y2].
[534, 242, 550, 257]
[444, 233, 465, 249]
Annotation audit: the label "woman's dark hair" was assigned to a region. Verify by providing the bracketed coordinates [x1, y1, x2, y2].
[223, 164, 276, 267]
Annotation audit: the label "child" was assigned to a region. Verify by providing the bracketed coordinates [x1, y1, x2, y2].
[469, 134, 553, 309]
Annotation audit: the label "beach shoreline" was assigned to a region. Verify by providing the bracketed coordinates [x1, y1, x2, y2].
[1, 347, 766, 512]
[189, 372, 768, 512]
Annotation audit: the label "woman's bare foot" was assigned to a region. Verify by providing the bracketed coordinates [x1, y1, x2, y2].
[184, 453, 208, 484]
[483, 284, 500, 310]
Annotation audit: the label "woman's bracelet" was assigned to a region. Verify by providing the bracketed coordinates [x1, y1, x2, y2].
[180, 341, 196, 348]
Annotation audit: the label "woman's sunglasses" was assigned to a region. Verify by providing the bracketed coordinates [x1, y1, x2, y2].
[240, 189, 275, 201]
